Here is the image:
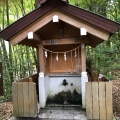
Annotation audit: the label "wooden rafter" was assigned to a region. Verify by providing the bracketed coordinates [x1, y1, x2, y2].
[10, 10, 110, 46]
[28, 32, 42, 42]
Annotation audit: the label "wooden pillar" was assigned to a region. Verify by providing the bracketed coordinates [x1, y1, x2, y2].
[38, 43, 46, 108]
[39, 43, 45, 73]
[81, 43, 88, 108]
[81, 43, 86, 72]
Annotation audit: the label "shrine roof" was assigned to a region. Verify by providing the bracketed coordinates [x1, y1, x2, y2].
[0, 0, 120, 47]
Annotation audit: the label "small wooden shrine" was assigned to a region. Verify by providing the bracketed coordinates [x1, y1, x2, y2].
[0, 0, 120, 109]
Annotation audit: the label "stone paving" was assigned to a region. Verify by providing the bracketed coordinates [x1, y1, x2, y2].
[38, 109, 86, 120]
[9, 109, 86, 120]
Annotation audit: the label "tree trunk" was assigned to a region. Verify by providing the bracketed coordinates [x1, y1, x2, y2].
[20, 0, 26, 16]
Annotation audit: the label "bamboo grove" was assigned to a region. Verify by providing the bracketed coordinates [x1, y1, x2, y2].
[0, 0, 120, 101]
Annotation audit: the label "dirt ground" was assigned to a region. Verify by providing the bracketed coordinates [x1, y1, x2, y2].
[0, 102, 13, 120]
[113, 80, 120, 119]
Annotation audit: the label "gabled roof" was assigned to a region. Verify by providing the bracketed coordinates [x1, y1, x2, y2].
[0, 0, 120, 47]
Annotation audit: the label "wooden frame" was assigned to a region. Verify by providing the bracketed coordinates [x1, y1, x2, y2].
[12, 82, 38, 117]
[10, 10, 110, 46]
[86, 82, 113, 120]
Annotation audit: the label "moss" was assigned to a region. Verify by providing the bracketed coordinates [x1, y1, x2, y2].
[47, 89, 82, 105]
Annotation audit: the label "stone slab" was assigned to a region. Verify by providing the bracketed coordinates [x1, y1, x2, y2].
[9, 109, 86, 120]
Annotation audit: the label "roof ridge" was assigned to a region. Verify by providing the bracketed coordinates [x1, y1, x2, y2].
[40, 0, 68, 5]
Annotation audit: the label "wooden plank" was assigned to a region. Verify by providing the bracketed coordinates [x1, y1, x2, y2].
[92, 82, 99, 119]
[17, 82, 24, 117]
[12, 82, 18, 116]
[43, 38, 89, 45]
[86, 82, 93, 119]
[23, 82, 29, 117]
[99, 82, 106, 120]
[106, 82, 113, 120]
[29, 82, 37, 117]
[34, 83, 38, 115]
[48, 50, 79, 73]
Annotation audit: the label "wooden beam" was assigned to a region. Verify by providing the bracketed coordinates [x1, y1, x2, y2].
[10, 10, 110, 46]
[28, 32, 42, 42]
[43, 38, 89, 45]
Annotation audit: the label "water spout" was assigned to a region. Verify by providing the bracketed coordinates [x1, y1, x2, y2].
[62, 79, 68, 86]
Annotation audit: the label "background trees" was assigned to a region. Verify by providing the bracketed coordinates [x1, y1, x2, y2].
[0, 0, 120, 101]
[69, 0, 120, 79]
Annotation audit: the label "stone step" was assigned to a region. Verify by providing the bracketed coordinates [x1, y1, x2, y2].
[46, 104, 83, 110]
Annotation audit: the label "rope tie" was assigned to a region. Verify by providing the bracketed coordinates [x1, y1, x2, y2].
[41, 45, 81, 54]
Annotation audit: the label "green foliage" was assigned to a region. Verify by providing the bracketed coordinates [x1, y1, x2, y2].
[69, 0, 120, 79]
[86, 35, 120, 79]
[0, 1, 38, 103]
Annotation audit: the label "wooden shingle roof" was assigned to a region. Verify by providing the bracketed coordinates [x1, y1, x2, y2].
[0, 0, 120, 47]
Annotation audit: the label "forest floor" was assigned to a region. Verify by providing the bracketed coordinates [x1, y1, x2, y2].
[0, 102, 13, 120]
